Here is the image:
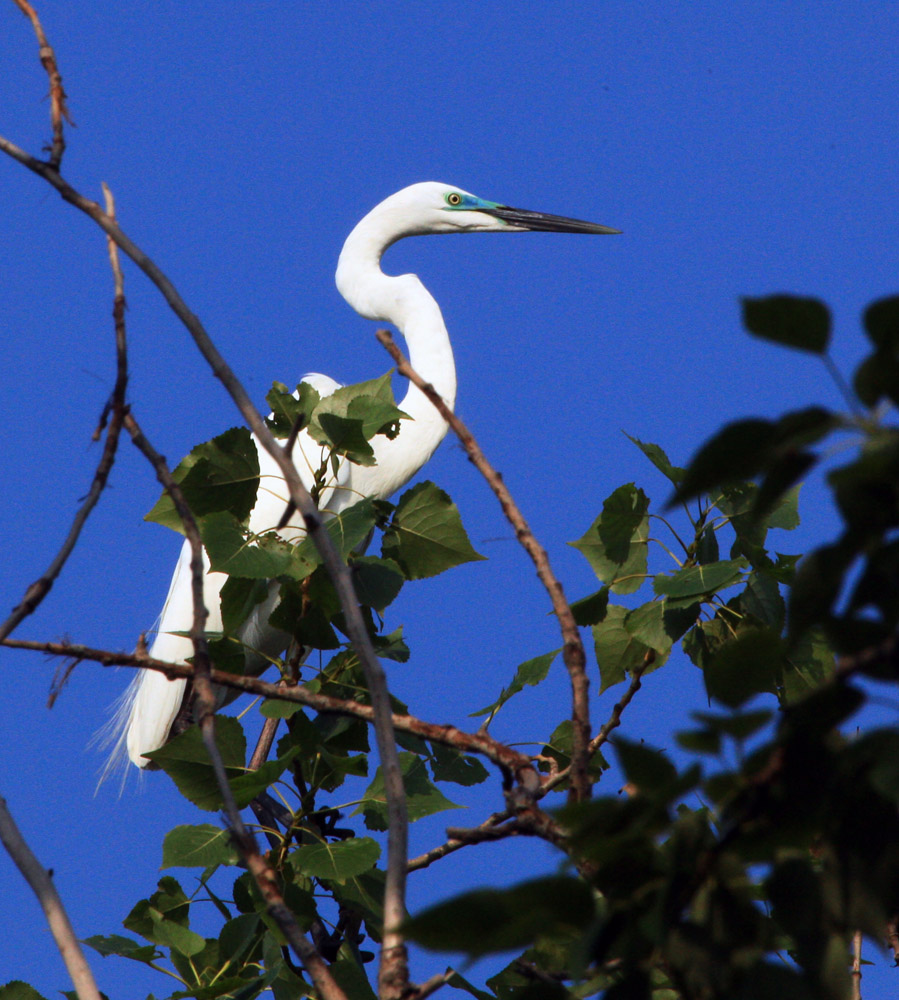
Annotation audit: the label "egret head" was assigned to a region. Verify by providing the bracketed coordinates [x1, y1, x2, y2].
[373, 181, 621, 238]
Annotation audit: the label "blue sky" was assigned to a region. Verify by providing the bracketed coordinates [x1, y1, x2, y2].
[2, 3, 898, 996]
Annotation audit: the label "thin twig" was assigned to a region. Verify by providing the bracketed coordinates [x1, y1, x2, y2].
[377, 329, 591, 803]
[122, 412, 346, 1000]
[11, 0, 70, 167]
[410, 970, 454, 1000]
[407, 811, 512, 872]
[0, 187, 128, 644]
[0, 795, 102, 1000]
[249, 715, 282, 771]
[0, 130, 410, 997]
[851, 929, 862, 1000]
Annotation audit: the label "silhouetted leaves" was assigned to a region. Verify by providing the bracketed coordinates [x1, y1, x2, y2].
[741, 294, 830, 353]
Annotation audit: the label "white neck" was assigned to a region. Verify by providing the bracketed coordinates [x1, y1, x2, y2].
[335, 206, 456, 497]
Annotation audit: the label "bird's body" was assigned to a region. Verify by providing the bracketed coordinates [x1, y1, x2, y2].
[108, 181, 618, 774]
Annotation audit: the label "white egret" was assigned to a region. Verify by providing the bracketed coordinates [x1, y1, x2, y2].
[107, 181, 619, 774]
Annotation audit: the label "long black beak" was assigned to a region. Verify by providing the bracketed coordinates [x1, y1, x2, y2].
[480, 204, 621, 234]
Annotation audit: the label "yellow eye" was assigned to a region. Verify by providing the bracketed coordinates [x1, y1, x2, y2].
[446, 192, 463, 206]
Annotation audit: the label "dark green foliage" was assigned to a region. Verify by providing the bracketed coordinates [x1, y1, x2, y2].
[64, 312, 899, 1000]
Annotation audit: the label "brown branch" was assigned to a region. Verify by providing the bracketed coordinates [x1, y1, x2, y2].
[407, 811, 512, 872]
[121, 413, 344, 1000]
[2, 637, 534, 777]
[851, 929, 862, 1000]
[0, 795, 102, 1000]
[0, 129, 410, 998]
[409, 970, 454, 1000]
[0, 187, 128, 644]
[377, 329, 591, 803]
[887, 919, 899, 964]
[11, 0, 70, 167]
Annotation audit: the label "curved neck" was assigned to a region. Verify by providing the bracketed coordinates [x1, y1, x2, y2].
[336, 213, 456, 495]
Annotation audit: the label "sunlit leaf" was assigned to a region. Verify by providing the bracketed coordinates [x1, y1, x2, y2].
[570, 485, 649, 595]
[146, 427, 260, 533]
[470, 649, 559, 718]
[354, 753, 460, 830]
[623, 432, 685, 486]
[382, 482, 485, 578]
[292, 837, 381, 881]
[162, 824, 239, 868]
[654, 559, 746, 599]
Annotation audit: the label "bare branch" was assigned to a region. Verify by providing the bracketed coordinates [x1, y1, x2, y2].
[410, 970, 455, 1000]
[407, 811, 512, 872]
[0, 187, 128, 644]
[851, 929, 862, 1000]
[377, 329, 591, 803]
[10, 0, 70, 166]
[0, 795, 102, 1000]
[121, 412, 345, 1000]
[0, 125, 412, 996]
[2, 636, 534, 776]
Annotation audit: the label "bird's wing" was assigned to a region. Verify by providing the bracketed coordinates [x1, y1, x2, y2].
[109, 372, 351, 774]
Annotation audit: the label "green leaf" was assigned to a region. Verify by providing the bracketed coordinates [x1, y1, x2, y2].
[293, 497, 381, 568]
[428, 742, 489, 786]
[570, 485, 649, 595]
[767, 484, 801, 530]
[615, 738, 677, 792]
[218, 913, 262, 965]
[292, 837, 381, 881]
[146, 427, 260, 533]
[220, 577, 271, 635]
[691, 708, 773, 741]
[704, 627, 783, 707]
[863, 295, 899, 351]
[0, 985, 51, 1000]
[741, 294, 831, 353]
[312, 372, 407, 438]
[654, 559, 746, 599]
[672, 419, 776, 504]
[124, 877, 206, 957]
[470, 649, 559, 718]
[571, 586, 610, 626]
[625, 600, 673, 655]
[202, 512, 308, 579]
[354, 753, 460, 830]
[854, 351, 899, 409]
[783, 629, 836, 701]
[593, 605, 654, 693]
[350, 556, 405, 612]
[381, 482, 485, 579]
[82, 934, 158, 961]
[313, 412, 376, 465]
[741, 572, 785, 630]
[163, 824, 240, 868]
[145, 717, 247, 811]
[405, 876, 594, 957]
[265, 380, 321, 439]
[624, 432, 685, 486]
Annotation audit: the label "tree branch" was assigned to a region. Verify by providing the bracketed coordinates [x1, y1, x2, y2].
[376, 329, 592, 803]
[0, 188, 128, 644]
[3, 636, 535, 778]
[3, 30, 410, 984]
[0, 795, 102, 1000]
[122, 412, 345, 1000]
[10, 0, 69, 167]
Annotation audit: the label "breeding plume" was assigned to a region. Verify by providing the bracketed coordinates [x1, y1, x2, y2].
[110, 181, 618, 772]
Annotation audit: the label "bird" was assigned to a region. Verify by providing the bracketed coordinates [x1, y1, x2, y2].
[105, 181, 619, 775]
